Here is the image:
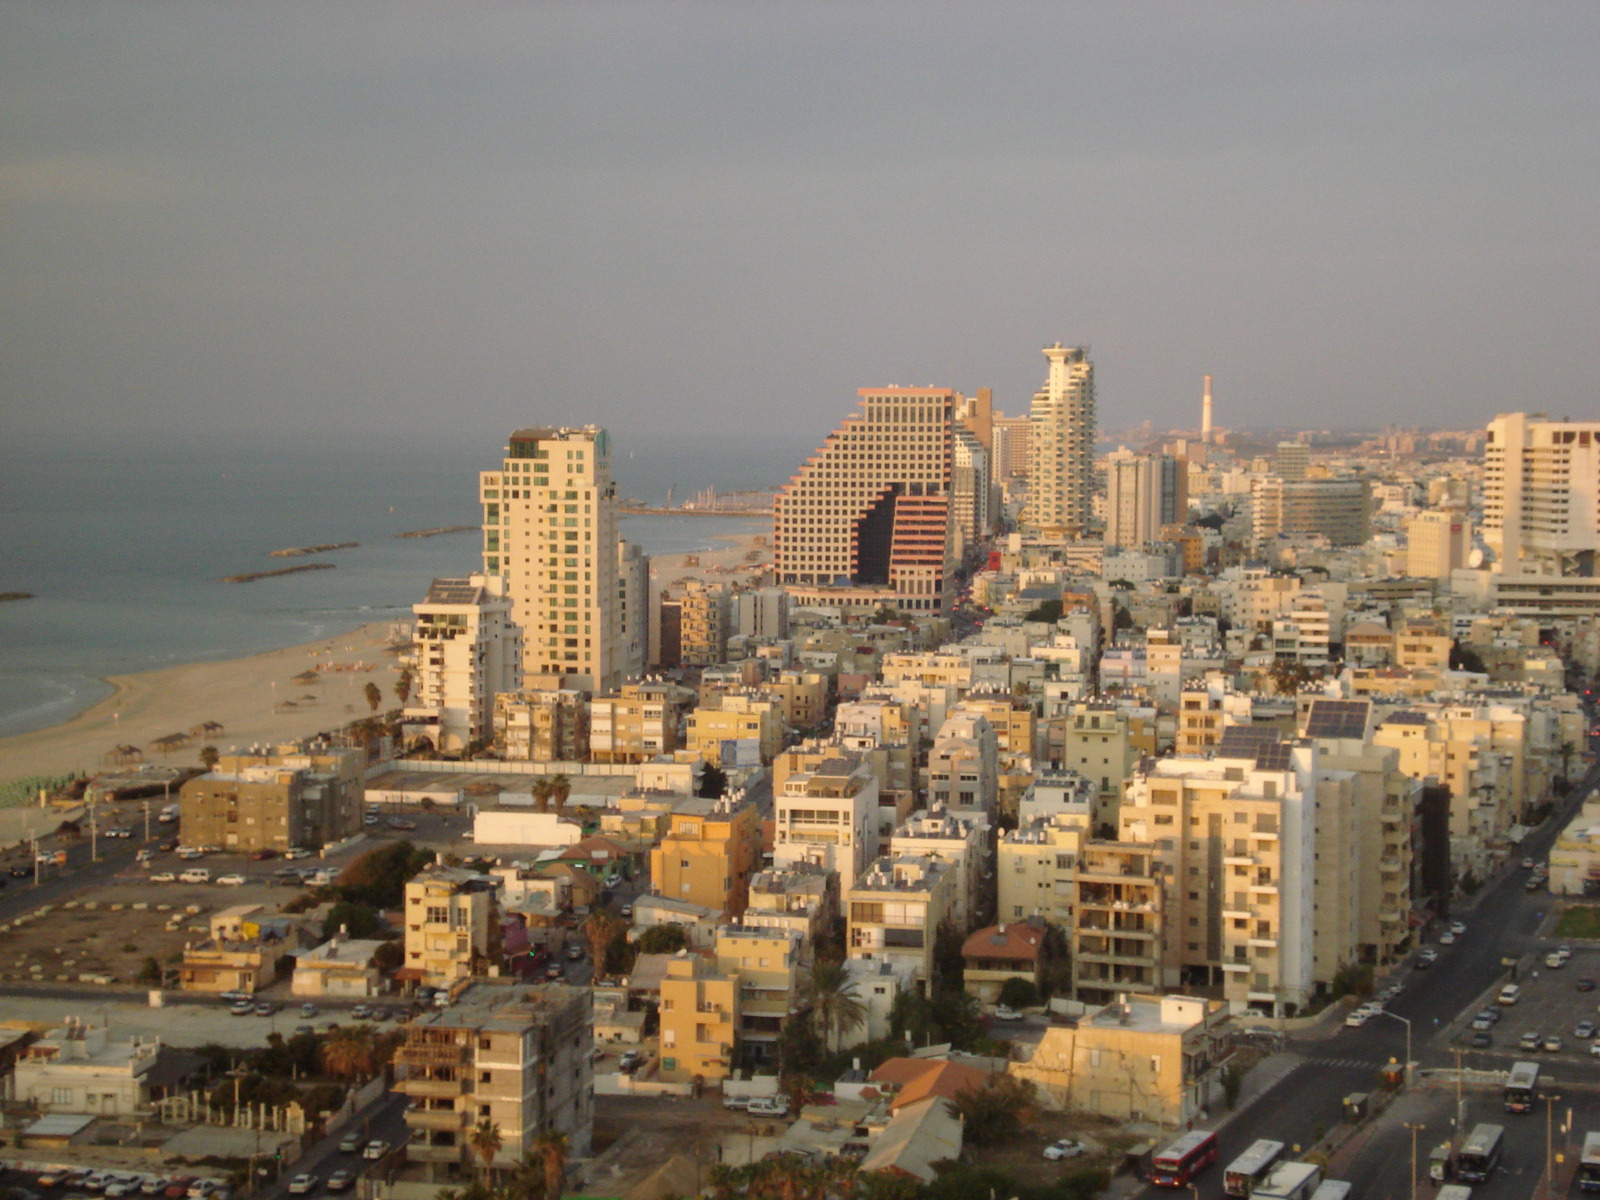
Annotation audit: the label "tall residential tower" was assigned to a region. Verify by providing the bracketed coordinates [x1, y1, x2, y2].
[480, 427, 623, 693]
[1025, 344, 1096, 538]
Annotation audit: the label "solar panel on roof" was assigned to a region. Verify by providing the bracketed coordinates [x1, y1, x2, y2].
[1305, 699, 1371, 740]
[1381, 710, 1429, 726]
[1217, 726, 1282, 759]
[1254, 744, 1294, 772]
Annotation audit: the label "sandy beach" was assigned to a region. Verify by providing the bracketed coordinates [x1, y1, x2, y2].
[0, 622, 404, 785]
[649, 531, 772, 592]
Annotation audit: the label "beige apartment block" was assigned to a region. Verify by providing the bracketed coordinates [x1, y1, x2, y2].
[13, 1021, 161, 1117]
[179, 746, 363, 853]
[480, 426, 622, 694]
[889, 806, 988, 932]
[394, 981, 592, 1179]
[714, 925, 801, 1069]
[402, 575, 522, 754]
[403, 867, 497, 987]
[773, 755, 880, 893]
[661, 579, 731, 668]
[951, 691, 1037, 759]
[1251, 476, 1370, 549]
[1485, 412, 1600, 578]
[846, 854, 956, 987]
[743, 864, 837, 952]
[590, 680, 690, 763]
[493, 688, 590, 762]
[759, 670, 831, 734]
[1070, 840, 1165, 1004]
[999, 812, 1089, 928]
[1393, 623, 1453, 672]
[775, 386, 957, 614]
[926, 711, 1001, 818]
[648, 800, 763, 918]
[685, 692, 785, 766]
[991, 413, 1033, 482]
[1116, 739, 1318, 1017]
[1009, 994, 1230, 1126]
[1046, 702, 1157, 820]
[1104, 449, 1188, 552]
[1406, 509, 1471, 579]
[658, 954, 739, 1083]
[1025, 344, 1096, 538]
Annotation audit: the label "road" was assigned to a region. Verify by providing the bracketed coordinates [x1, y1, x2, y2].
[259, 1092, 410, 1200]
[1136, 755, 1600, 1200]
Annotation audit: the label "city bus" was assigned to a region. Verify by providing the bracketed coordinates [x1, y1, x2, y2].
[1151, 1130, 1220, 1187]
[1456, 1124, 1505, 1184]
[1254, 1162, 1323, 1200]
[1310, 1182, 1352, 1200]
[1225, 1140, 1288, 1197]
[1505, 1061, 1540, 1113]
[1578, 1131, 1600, 1192]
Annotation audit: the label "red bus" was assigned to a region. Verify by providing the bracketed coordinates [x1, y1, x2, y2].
[1151, 1130, 1220, 1187]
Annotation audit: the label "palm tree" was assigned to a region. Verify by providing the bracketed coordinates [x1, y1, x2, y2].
[583, 910, 621, 979]
[319, 1028, 374, 1080]
[502, 1154, 546, 1200]
[395, 667, 414, 706]
[469, 1118, 503, 1181]
[363, 681, 382, 712]
[1560, 740, 1577, 783]
[800, 960, 867, 1052]
[532, 777, 554, 814]
[548, 774, 571, 816]
[529, 1129, 569, 1200]
[199, 745, 220, 771]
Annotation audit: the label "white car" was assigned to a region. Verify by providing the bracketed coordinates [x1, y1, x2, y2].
[215, 874, 247, 887]
[1450, 920, 1467, 935]
[178, 868, 211, 884]
[993, 1005, 1024, 1021]
[1438, 931, 1456, 945]
[747, 1096, 790, 1118]
[1345, 1009, 1371, 1027]
[149, 872, 177, 883]
[284, 847, 312, 860]
[1043, 1139, 1087, 1160]
[286, 1175, 318, 1195]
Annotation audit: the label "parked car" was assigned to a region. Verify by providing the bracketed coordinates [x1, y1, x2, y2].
[254, 1001, 277, 1016]
[619, 1049, 643, 1074]
[300, 1002, 319, 1017]
[619, 904, 633, 919]
[149, 872, 177, 884]
[161, 1179, 195, 1199]
[1579, 978, 1597, 993]
[1346, 1009, 1372, 1027]
[7, 866, 29, 878]
[993, 1005, 1024, 1021]
[747, 1096, 791, 1118]
[1438, 931, 1456, 945]
[338, 1133, 364, 1154]
[362, 1141, 390, 1161]
[324, 1173, 356, 1194]
[352, 1004, 372, 1020]
[1546, 952, 1567, 969]
[284, 847, 312, 860]
[286, 1176, 317, 1195]
[1470, 1031, 1493, 1049]
[723, 1093, 749, 1110]
[229, 1000, 254, 1016]
[178, 868, 211, 884]
[1522, 856, 1537, 869]
[566, 945, 584, 961]
[545, 961, 563, 980]
[1520, 1030, 1543, 1050]
[1545, 1034, 1566, 1053]
[1575, 1020, 1596, 1040]
[249, 849, 277, 861]
[1043, 1139, 1087, 1161]
[215, 874, 247, 887]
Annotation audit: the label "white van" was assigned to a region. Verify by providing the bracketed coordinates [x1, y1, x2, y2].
[1498, 984, 1522, 1006]
[178, 868, 211, 884]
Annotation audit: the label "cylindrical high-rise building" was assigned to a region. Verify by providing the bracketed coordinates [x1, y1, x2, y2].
[1023, 344, 1096, 538]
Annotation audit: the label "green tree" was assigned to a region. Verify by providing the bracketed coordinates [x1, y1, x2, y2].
[698, 763, 728, 799]
[801, 960, 867, 1052]
[363, 681, 382, 712]
[137, 956, 163, 985]
[997, 976, 1041, 1009]
[369, 940, 404, 972]
[634, 924, 690, 954]
[949, 1073, 1036, 1144]
[469, 1119, 503, 1181]
[199, 745, 220, 771]
[323, 901, 383, 939]
[530, 1130, 569, 1200]
[548, 774, 571, 816]
[395, 667, 414, 706]
[532, 776, 554, 813]
[1023, 599, 1064, 624]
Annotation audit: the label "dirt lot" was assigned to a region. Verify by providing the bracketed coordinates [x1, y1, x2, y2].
[966, 1110, 1143, 1193]
[0, 872, 298, 985]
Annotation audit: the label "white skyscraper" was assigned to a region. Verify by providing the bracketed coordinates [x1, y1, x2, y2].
[1025, 344, 1096, 538]
[1485, 412, 1600, 578]
[479, 427, 621, 694]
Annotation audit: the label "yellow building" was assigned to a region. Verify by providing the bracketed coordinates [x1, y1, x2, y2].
[759, 671, 831, 734]
[714, 925, 801, 1068]
[1044, 702, 1157, 819]
[591, 681, 691, 764]
[846, 854, 956, 987]
[951, 693, 1037, 758]
[403, 867, 497, 987]
[648, 802, 762, 918]
[961, 922, 1046, 1005]
[493, 688, 590, 762]
[658, 954, 738, 1083]
[998, 813, 1089, 927]
[684, 693, 785, 766]
[1009, 993, 1231, 1127]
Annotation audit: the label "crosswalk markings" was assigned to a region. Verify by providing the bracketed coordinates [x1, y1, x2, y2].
[1307, 1057, 1384, 1069]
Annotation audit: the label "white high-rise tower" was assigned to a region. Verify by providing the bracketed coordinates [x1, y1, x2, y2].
[479, 427, 622, 694]
[1024, 344, 1096, 538]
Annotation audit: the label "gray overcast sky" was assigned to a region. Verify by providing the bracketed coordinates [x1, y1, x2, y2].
[2, 1, 1596, 454]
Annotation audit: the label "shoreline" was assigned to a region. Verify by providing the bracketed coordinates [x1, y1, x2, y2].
[0, 622, 404, 786]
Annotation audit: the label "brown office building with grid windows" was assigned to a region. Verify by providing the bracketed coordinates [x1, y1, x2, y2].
[775, 387, 956, 616]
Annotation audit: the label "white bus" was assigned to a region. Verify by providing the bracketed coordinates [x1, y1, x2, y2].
[1457, 1125, 1504, 1184]
[1309, 1181, 1352, 1200]
[1505, 1061, 1539, 1113]
[1225, 1140, 1287, 1197]
[1253, 1162, 1323, 1200]
[1578, 1131, 1600, 1192]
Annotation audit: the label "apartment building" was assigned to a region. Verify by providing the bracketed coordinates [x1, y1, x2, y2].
[1025, 344, 1096, 538]
[684, 693, 784, 766]
[926, 712, 1000, 815]
[403, 867, 497, 987]
[179, 746, 363, 853]
[998, 813, 1090, 928]
[888, 806, 988, 931]
[714, 925, 802, 1068]
[618, 538, 649, 682]
[1116, 732, 1318, 1017]
[1104, 449, 1188, 551]
[394, 981, 592, 1179]
[493, 688, 590, 762]
[13, 1021, 161, 1117]
[402, 575, 521, 754]
[774, 386, 957, 614]
[648, 799, 763, 918]
[991, 413, 1033, 482]
[742, 864, 837, 952]
[590, 680, 691, 763]
[1070, 840, 1166, 1005]
[658, 954, 738, 1084]
[951, 424, 992, 545]
[951, 691, 1037, 759]
[759, 670, 830, 734]
[962, 921, 1046, 1004]
[480, 426, 621, 693]
[660, 579, 730, 668]
[846, 854, 956, 987]
[1484, 412, 1600, 578]
[773, 756, 879, 892]
[1406, 509, 1471, 579]
[1251, 476, 1370, 548]
[1043, 703, 1155, 826]
[736, 586, 790, 640]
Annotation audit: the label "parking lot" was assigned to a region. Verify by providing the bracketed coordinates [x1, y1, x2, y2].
[1446, 925, 1600, 1068]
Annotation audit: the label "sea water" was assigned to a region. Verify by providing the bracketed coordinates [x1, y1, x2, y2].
[0, 435, 785, 739]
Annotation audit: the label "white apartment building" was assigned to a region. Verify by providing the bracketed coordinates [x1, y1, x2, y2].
[926, 712, 1000, 816]
[1025, 344, 1096, 538]
[480, 426, 622, 693]
[846, 854, 956, 987]
[12, 1021, 160, 1116]
[1406, 509, 1471, 580]
[773, 756, 879, 893]
[1484, 412, 1600, 578]
[952, 425, 992, 546]
[774, 387, 957, 614]
[998, 813, 1088, 928]
[403, 575, 521, 754]
[889, 806, 988, 931]
[736, 587, 791, 640]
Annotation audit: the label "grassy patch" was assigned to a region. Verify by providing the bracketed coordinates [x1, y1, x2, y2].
[1554, 907, 1600, 939]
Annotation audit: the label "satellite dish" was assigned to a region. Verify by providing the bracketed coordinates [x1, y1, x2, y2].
[1468, 548, 1485, 569]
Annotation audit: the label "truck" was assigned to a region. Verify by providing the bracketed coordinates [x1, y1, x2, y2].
[1252, 1162, 1323, 1200]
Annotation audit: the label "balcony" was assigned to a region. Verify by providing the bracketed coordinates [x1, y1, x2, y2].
[1379, 857, 1402, 875]
[407, 1108, 469, 1132]
[1223, 854, 1258, 867]
[406, 1141, 463, 1165]
[397, 1041, 469, 1067]
[1248, 881, 1278, 895]
[1076, 949, 1157, 969]
[1220, 961, 1251, 973]
[397, 1075, 472, 1099]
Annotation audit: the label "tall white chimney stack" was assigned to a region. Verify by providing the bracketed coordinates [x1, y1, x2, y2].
[1201, 375, 1214, 444]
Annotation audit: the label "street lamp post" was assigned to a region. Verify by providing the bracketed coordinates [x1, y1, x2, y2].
[1377, 1009, 1413, 1087]
[1544, 1093, 1563, 1200]
[1403, 1121, 1425, 1200]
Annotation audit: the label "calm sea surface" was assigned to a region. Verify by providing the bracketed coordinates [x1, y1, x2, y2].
[0, 436, 787, 739]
